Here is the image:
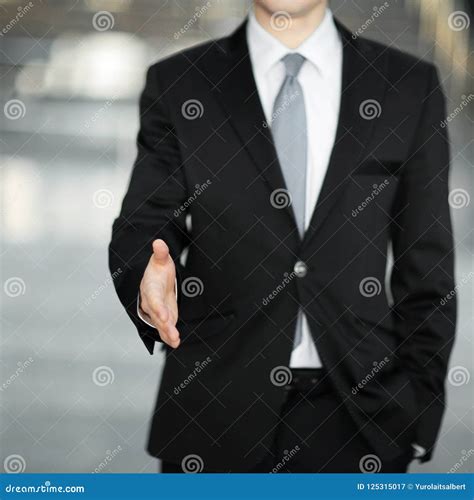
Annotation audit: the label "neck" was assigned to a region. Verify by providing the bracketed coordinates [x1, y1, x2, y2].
[253, 3, 327, 49]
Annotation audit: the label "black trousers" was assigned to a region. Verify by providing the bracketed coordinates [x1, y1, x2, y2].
[161, 368, 414, 473]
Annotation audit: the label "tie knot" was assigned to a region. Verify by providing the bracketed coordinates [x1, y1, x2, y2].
[282, 53, 305, 78]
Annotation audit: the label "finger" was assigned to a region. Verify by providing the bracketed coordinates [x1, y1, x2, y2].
[158, 323, 181, 348]
[165, 295, 179, 325]
[159, 321, 180, 344]
[164, 324, 181, 349]
[152, 239, 169, 265]
[147, 309, 180, 347]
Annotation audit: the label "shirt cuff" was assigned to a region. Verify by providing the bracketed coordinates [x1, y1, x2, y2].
[411, 443, 426, 458]
[136, 278, 178, 328]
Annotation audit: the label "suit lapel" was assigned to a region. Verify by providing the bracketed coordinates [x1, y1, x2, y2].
[303, 23, 388, 247]
[202, 20, 388, 244]
[202, 22, 299, 233]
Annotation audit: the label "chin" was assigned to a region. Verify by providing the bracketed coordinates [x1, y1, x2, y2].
[254, 0, 325, 17]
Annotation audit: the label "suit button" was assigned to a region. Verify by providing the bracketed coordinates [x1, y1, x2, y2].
[293, 261, 308, 278]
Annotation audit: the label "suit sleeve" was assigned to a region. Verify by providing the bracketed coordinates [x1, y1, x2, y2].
[391, 65, 456, 462]
[109, 64, 189, 354]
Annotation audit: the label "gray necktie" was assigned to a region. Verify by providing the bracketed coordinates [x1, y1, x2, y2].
[271, 53, 307, 237]
[271, 53, 307, 348]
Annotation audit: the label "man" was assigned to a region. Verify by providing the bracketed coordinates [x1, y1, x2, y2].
[109, 0, 456, 473]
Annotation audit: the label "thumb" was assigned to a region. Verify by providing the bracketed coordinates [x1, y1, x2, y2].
[152, 239, 170, 265]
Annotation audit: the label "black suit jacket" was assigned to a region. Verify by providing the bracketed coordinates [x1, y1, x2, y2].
[109, 20, 456, 471]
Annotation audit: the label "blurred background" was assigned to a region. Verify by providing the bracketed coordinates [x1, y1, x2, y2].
[1, 0, 472, 473]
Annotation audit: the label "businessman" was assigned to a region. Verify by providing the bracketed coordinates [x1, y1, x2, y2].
[109, 0, 456, 473]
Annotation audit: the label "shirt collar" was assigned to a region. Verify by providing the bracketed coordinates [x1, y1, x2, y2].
[247, 8, 340, 78]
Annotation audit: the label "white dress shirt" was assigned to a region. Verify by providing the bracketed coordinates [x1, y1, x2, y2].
[247, 8, 342, 368]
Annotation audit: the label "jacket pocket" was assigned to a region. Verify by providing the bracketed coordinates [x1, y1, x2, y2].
[352, 159, 402, 176]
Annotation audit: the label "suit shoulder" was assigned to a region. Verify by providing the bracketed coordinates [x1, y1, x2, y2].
[360, 36, 436, 80]
[147, 37, 226, 77]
